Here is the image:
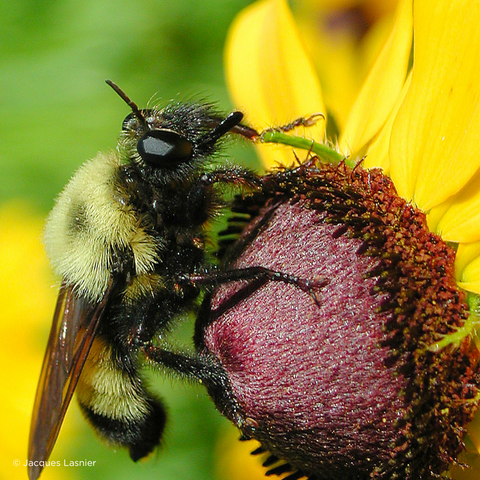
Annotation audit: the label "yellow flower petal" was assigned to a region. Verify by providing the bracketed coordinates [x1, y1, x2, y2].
[449, 449, 480, 480]
[224, 0, 325, 169]
[298, 16, 361, 133]
[431, 169, 480, 243]
[425, 198, 450, 234]
[467, 410, 480, 456]
[339, 0, 412, 156]
[455, 241, 480, 295]
[296, 1, 395, 133]
[390, 0, 480, 211]
[0, 202, 73, 480]
[215, 427, 266, 480]
[363, 71, 412, 172]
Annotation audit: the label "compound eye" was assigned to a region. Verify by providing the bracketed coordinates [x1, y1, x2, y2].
[122, 109, 153, 131]
[137, 130, 193, 166]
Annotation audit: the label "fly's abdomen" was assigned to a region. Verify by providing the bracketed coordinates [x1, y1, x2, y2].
[76, 337, 165, 461]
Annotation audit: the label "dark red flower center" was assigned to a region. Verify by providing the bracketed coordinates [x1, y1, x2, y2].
[199, 161, 480, 479]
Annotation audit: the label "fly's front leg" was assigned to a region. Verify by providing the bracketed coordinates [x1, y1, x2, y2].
[199, 166, 263, 190]
[259, 113, 325, 135]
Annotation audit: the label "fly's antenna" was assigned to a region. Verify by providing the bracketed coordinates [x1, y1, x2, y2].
[105, 79, 147, 128]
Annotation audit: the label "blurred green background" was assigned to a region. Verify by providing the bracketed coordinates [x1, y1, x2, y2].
[0, 1, 262, 479]
[1, 0, 259, 211]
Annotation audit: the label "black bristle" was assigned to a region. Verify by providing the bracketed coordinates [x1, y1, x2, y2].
[283, 471, 307, 480]
[218, 225, 247, 236]
[228, 215, 252, 223]
[251, 446, 267, 456]
[266, 463, 293, 476]
[262, 455, 279, 467]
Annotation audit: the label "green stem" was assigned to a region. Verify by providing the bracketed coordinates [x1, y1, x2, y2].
[259, 131, 355, 168]
[428, 293, 480, 352]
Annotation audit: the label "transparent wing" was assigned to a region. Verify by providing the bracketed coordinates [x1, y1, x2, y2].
[28, 279, 113, 480]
